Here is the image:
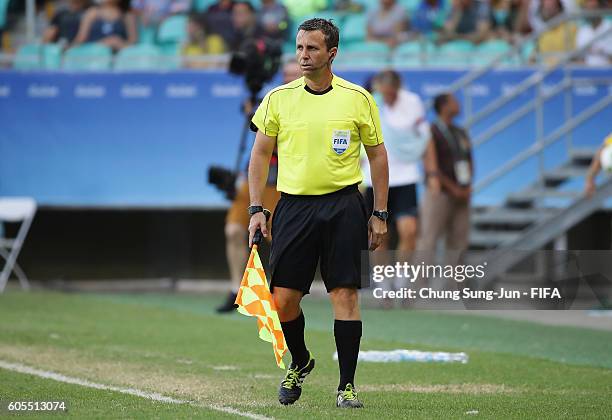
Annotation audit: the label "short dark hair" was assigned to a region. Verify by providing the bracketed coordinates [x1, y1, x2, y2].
[297, 18, 340, 50]
[433, 93, 451, 114]
[233, 1, 255, 13]
[376, 70, 402, 88]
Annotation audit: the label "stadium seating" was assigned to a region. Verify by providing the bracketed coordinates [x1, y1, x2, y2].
[63, 44, 113, 71]
[290, 11, 345, 43]
[157, 15, 188, 45]
[13, 44, 42, 70]
[154, 14, 188, 69]
[193, 0, 218, 12]
[430, 39, 474, 66]
[341, 13, 368, 44]
[158, 43, 182, 70]
[398, 0, 422, 14]
[521, 39, 536, 64]
[336, 41, 391, 66]
[343, 40, 390, 54]
[43, 43, 62, 69]
[360, 0, 381, 11]
[138, 24, 156, 45]
[472, 39, 513, 66]
[391, 40, 435, 67]
[13, 43, 61, 71]
[0, 0, 9, 29]
[115, 44, 162, 71]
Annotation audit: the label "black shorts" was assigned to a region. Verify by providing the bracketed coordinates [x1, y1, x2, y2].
[270, 184, 368, 295]
[365, 184, 418, 219]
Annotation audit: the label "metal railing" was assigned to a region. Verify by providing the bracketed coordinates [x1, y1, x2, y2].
[436, 9, 612, 116]
[436, 10, 612, 200]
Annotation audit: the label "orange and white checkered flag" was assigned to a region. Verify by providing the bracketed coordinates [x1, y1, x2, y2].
[234, 243, 287, 369]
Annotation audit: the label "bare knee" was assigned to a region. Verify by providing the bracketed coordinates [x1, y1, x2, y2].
[225, 223, 246, 243]
[330, 287, 360, 320]
[398, 216, 417, 241]
[272, 287, 303, 322]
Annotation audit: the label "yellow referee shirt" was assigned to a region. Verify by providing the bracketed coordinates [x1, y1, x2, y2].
[251, 75, 383, 195]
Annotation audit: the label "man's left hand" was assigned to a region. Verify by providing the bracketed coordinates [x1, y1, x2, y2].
[368, 216, 387, 251]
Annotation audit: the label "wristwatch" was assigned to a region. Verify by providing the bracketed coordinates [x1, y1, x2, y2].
[248, 205, 264, 216]
[372, 210, 389, 221]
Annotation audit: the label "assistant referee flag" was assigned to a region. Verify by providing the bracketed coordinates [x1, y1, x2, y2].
[234, 245, 287, 369]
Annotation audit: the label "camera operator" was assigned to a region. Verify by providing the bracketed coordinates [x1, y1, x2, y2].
[216, 60, 302, 313]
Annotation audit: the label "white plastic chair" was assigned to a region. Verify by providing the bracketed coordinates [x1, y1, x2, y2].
[0, 197, 37, 292]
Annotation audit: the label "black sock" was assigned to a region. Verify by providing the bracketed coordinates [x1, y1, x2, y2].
[281, 312, 309, 368]
[334, 320, 362, 391]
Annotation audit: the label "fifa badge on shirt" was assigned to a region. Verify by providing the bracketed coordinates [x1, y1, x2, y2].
[332, 129, 350, 155]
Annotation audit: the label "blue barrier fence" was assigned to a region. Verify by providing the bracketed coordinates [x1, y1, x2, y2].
[0, 68, 610, 208]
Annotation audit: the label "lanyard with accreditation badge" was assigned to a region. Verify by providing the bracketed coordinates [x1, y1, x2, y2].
[433, 120, 472, 186]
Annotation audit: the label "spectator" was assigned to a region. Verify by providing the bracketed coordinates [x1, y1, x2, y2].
[333, 0, 365, 13]
[230, 1, 264, 51]
[204, 0, 235, 47]
[439, 0, 491, 44]
[131, 0, 191, 28]
[361, 70, 429, 308]
[576, 0, 611, 66]
[528, 0, 576, 33]
[490, 0, 522, 40]
[367, 0, 409, 47]
[535, 0, 576, 64]
[584, 132, 612, 197]
[411, 0, 449, 36]
[258, 0, 290, 42]
[43, 0, 91, 45]
[182, 12, 226, 67]
[73, 0, 137, 51]
[282, 0, 327, 21]
[418, 93, 473, 264]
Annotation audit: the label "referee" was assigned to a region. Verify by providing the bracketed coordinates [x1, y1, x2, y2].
[247, 19, 389, 408]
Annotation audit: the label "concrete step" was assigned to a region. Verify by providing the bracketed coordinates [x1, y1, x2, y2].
[543, 165, 589, 187]
[506, 188, 581, 207]
[569, 148, 597, 166]
[469, 230, 522, 249]
[472, 208, 557, 227]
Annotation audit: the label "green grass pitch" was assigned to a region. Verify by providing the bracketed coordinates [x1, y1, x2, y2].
[0, 291, 611, 419]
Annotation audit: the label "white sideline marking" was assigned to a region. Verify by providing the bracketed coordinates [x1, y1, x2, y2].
[0, 360, 271, 420]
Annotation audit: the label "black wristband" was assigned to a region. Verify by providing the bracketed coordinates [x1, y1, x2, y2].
[248, 205, 264, 216]
[373, 210, 389, 221]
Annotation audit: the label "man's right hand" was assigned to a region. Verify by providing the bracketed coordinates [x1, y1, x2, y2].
[428, 176, 441, 194]
[248, 212, 268, 247]
[451, 184, 472, 201]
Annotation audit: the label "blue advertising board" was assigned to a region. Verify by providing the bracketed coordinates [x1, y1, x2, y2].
[0, 68, 609, 207]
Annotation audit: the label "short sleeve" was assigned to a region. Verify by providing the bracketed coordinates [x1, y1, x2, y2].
[251, 90, 279, 137]
[359, 91, 384, 147]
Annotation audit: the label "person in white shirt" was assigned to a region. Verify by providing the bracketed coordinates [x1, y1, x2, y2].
[528, 0, 577, 32]
[362, 70, 429, 306]
[576, 0, 612, 66]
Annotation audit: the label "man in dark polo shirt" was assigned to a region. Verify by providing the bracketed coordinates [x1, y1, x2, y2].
[419, 92, 472, 261]
[43, 0, 90, 45]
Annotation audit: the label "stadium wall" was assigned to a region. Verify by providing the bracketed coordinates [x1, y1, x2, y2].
[1, 68, 610, 208]
[1, 68, 611, 281]
[4, 208, 610, 281]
